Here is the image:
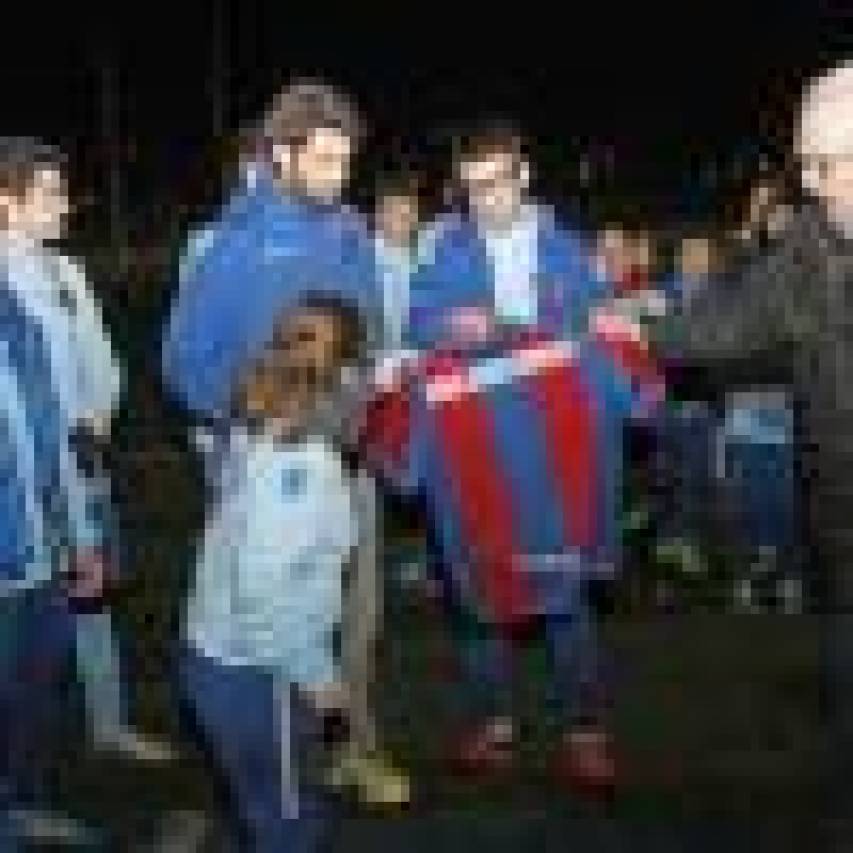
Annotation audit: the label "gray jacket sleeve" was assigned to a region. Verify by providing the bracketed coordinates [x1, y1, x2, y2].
[664, 233, 819, 387]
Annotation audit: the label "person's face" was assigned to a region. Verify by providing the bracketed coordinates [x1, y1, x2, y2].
[245, 309, 345, 430]
[747, 182, 777, 223]
[24, 167, 69, 242]
[289, 126, 354, 202]
[679, 238, 715, 279]
[377, 193, 419, 249]
[802, 154, 853, 225]
[630, 233, 654, 274]
[277, 309, 344, 382]
[2, 167, 69, 242]
[595, 227, 631, 281]
[458, 151, 528, 230]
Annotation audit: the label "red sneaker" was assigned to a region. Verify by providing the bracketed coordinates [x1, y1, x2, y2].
[550, 726, 618, 801]
[447, 717, 516, 780]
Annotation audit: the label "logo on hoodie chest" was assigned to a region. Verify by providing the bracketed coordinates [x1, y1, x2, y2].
[281, 466, 308, 499]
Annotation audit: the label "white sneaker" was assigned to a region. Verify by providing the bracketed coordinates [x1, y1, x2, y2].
[94, 726, 176, 763]
[733, 577, 760, 613]
[8, 807, 98, 846]
[778, 576, 803, 615]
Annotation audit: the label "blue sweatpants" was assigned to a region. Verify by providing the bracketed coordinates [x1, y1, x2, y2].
[179, 647, 333, 853]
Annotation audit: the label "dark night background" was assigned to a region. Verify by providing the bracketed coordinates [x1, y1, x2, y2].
[1, 1, 846, 230]
[0, 0, 838, 349]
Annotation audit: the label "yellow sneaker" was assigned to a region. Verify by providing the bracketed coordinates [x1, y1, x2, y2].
[326, 743, 411, 808]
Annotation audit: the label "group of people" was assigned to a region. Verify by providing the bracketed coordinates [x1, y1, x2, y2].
[1, 58, 852, 850]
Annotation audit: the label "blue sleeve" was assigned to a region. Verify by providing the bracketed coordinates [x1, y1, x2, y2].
[407, 260, 453, 351]
[162, 213, 259, 417]
[540, 228, 610, 338]
[0, 371, 31, 574]
[0, 281, 106, 573]
[407, 225, 487, 351]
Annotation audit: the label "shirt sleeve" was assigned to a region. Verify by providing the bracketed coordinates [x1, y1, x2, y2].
[539, 228, 612, 337]
[0, 354, 35, 573]
[62, 260, 123, 423]
[659, 241, 815, 387]
[162, 210, 268, 417]
[282, 459, 356, 689]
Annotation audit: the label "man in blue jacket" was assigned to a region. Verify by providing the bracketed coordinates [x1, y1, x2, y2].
[0, 140, 115, 847]
[163, 79, 380, 421]
[407, 121, 607, 351]
[404, 122, 618, 786]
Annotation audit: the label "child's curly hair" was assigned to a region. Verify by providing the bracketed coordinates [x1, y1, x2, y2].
[232, 293, 366, 424]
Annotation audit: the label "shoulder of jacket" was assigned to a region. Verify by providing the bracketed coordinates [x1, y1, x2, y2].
[432, 213, 469, 247]
[540, 209, 588, 255]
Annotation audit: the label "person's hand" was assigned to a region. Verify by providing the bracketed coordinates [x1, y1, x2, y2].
[373, 350, 417, 391]
[446, 306, 497, 346]
[589, 302, 646, 345]
[81, 410, 112, 439]
[65, 547, 111, 604]
[304, 681, 350, 714]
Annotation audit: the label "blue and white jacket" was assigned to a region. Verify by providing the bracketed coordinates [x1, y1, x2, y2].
[407, 204, 607, 351]
[0, 279, 104, 596]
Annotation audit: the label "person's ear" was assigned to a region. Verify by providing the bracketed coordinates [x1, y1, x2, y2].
[800, 159, 822, 195]
[518, 161, 531, 190]
[270, 143, 293, 183]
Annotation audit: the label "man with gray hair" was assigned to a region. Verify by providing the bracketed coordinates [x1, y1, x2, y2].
[654, 59, 853, 841]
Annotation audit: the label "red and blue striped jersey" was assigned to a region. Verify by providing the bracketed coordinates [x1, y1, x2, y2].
[363, 321, 661, 624]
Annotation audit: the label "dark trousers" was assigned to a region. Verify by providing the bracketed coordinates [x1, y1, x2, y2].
[179, 646, 334, 853]
[0, 584, 77, 813]
[815, 523, 853, 839]
[447, 602, 607, 732]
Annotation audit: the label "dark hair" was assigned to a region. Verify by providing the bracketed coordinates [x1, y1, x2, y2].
[452, 117, 527, 166]
[375, 168, 423, 203]
[233, 293, 366, 425]
[0, 137, 65, 198]
[271, 292, 367, 365]
[371, 166, 428, 225]
[246, 79, 365, 165]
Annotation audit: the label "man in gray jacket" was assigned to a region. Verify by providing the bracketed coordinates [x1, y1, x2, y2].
[660, 61, 852, 838]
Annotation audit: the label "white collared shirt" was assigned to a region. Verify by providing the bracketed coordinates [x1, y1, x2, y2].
[375, 221, 444, 351]
[481, 204, 540, 325]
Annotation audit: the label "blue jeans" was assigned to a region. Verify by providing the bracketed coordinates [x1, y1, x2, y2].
[723, 438, 796, 551]
[179, 647, 334, 853]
